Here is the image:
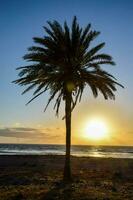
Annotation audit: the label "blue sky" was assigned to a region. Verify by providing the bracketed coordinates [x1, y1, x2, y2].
[0, 0, 133, 144]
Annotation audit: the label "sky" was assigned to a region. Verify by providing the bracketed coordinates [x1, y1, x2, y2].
[0, 0, 133, 145]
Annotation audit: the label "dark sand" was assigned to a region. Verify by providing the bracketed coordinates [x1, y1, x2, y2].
[0, 155, 133, 200]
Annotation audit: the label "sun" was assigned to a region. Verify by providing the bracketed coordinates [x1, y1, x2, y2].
[84, 118, 108, 140]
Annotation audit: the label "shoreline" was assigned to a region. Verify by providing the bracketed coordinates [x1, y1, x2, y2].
[0, 144, 133, 159]
[0, 154, 132, 164]
[0, 153, 133, 159]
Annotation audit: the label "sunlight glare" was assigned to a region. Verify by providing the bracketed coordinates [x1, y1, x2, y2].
[84, 118, 108, 140]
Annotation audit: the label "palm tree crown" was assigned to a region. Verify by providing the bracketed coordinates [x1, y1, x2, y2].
[14, 16, 123, 114]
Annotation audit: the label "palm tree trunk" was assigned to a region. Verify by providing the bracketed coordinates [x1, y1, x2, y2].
[63, 92, 72, 182]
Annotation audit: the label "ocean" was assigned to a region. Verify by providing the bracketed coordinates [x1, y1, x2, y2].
[0, 144, 133, 158]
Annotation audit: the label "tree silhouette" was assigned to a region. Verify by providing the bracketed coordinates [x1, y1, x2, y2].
[13, 16, 123, 182]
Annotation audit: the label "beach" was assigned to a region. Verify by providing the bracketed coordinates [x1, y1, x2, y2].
[0, 155, 132, 200]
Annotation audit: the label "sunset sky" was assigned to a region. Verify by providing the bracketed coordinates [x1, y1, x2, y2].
[0, 0, 133, 145]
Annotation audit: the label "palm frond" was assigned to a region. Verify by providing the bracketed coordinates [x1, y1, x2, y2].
[80, 23, 91, 44]
[13, 16, 123, 116]
[85, 43, 105, 58]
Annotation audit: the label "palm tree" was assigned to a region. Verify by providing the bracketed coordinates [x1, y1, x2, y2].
[13, 16, 123, 182]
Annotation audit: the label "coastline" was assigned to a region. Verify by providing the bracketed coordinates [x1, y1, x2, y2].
[0, 144, 133, 158]
[0, 155, 132, 199]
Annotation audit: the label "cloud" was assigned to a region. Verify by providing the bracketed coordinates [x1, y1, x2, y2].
[0, 127, 40, 138]
[13, 127, 37, 132]
[127, 131, 133, 135]
[0, 127, 60, 140]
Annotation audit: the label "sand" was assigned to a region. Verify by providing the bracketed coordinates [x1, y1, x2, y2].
[0, 155, 132, 199]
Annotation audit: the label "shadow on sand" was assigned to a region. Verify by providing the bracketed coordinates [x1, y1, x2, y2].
[43, 181, 74, 200]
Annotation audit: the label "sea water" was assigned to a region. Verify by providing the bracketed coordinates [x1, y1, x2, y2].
[0, 144, 133, 158]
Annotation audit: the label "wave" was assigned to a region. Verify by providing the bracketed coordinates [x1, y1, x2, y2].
[0, 144, 132, 158]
